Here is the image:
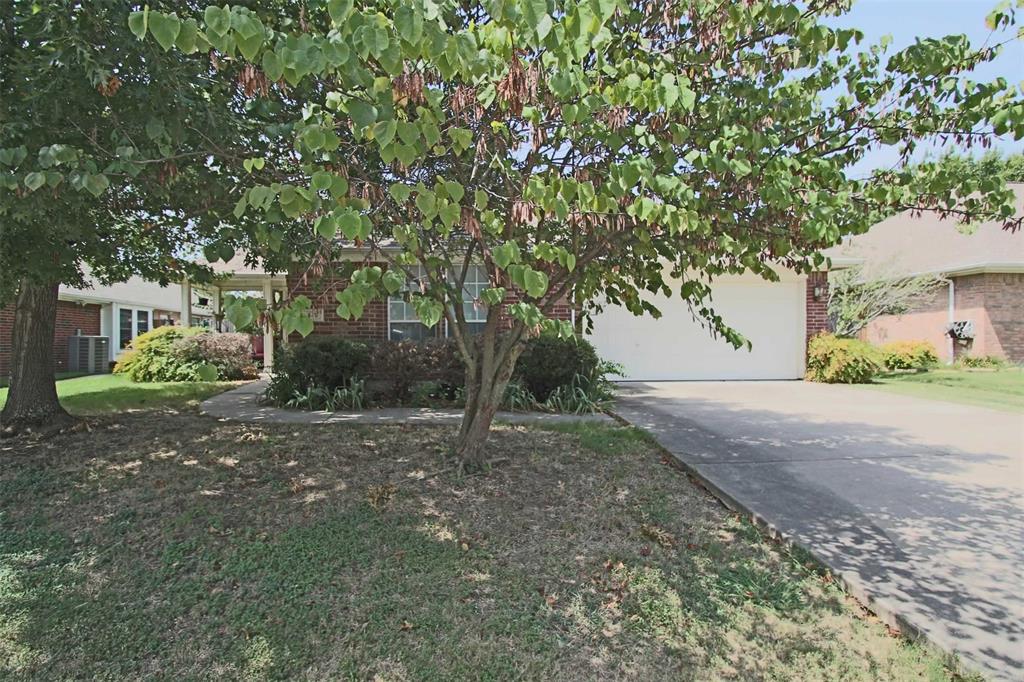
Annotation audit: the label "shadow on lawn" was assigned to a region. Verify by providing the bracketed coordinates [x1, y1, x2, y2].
[615, 382, 1024, 681]
[1, 410, 950, 680]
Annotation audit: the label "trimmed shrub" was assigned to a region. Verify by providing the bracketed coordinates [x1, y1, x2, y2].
[958, 354, 1006, 369]
[880, 340, 939, 371]
[175, 333, 257, 380]
[369, 338, 464, 404]
[514, 334, 601, 402]
[805, 333, 881, 384]
[269, 336, 371, 399]
[114, 326, 208, 382]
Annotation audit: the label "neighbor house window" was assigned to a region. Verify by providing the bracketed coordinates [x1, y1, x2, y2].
[117, 306, 153, 349]
[387, 264, 491, 340]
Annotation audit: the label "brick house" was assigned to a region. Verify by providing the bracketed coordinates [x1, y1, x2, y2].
[0, 276, 215, 379]
[826, 183, 1024, 363]
[280, 250, 836, 381]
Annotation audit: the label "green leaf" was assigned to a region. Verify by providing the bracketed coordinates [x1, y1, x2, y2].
[204, 5, 231, 37]
[312, 170, 333, 191]
[149, 12, 181, 51]
[395, 5, 424, 44]
[197, 364, 220, 382]
[233, 195, 247, 218]
[84, 174, 110, 198]
[262, 51, 283, 81]
[347, 100, 378, 130]
[128, 9, 148, 40]
[23, 172, 45, 192]
[225, 301, 256, 330]
[474, 190, 489, 210]
[314, 215, 335, 239]
[293, 315, 315, 337]
[481, 287, 506, 305]
[439, 202, 460, 229]
[492, 242, 521, 269]
[338, 209, 363, 239]
[382, 270, 405, 294]
[330, 176, 349, 200]
[397, 121, 419, 146]
[237, 30, 264, 61]
[523, 0, 553, 41]
[389, 183, 412, 203]
[395, 144, 418, 167]
[523, 268, 549, 298]
[416, 190, 437, 218]
[444, 180, 465, 203]
[176, 18, 199, 53]
[328, 0, 354, 24]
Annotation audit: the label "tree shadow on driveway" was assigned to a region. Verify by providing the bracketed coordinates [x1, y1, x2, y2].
[613, 381, 1024, 681]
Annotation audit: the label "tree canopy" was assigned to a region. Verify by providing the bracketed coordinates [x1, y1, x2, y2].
[0, 0, 301, 301]
[16, 0, 1024, 458]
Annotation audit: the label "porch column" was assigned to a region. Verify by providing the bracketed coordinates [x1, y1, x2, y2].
[211, 286, 222, 332]
[262, 279, 275, 373]
[180, 278, 193, 327]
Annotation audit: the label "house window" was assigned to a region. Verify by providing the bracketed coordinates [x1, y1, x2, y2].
[459, 264, 489, 335]
[387, 264, 491, 340]
[117, 306, 152, 349]
[119, 308, 133, 349]
[388, 266, 437, 341]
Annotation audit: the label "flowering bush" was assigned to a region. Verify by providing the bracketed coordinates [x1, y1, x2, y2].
[805, 333, 881, 384]
[880, 340, 939, 371]
[175, 332, 257, 380]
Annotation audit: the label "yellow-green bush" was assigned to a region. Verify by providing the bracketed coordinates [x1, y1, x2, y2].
[880, 340, 939, 371]
[805, 333, 881, 384]
[113, 326, 251, 382]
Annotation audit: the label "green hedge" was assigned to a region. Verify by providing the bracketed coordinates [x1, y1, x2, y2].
[805, 333, 881, 384]
[513, 334, 601, 402]
[267, 333, 615, 410]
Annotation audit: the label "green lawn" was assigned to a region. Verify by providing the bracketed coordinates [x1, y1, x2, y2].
[864, 367, 1024, 412]
[0, 374, 236, 415]
[0, 414, 971, 680]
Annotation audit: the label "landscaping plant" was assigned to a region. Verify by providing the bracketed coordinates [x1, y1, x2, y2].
[828, 265, 947, 339]
[805, 333, 882, 384]
[880, 340, 939, 371]
[958, 354, 1007, 369]
[114, 326, 255, 382]
[127, 1, 1023, 467]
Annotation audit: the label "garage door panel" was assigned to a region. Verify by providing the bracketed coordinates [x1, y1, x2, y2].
[587, 279, 805, 381]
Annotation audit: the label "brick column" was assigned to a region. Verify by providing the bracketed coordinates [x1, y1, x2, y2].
[805, 272, 830, 342]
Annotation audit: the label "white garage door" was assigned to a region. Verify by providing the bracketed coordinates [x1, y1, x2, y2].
[587, 274, 806, 381]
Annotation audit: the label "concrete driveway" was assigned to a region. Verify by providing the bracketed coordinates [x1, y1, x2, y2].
[614, 381, 1024, 681]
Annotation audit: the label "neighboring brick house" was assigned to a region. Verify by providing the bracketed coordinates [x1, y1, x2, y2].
[827, 183, 1024, 363]
[0, 276, 215, 380]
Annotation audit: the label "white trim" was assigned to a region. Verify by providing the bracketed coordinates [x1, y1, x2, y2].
[890, 261, 1024, 279]
[112, 304, 153, 355]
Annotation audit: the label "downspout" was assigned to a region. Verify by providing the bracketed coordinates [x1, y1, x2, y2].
[940, 276, 955, 364]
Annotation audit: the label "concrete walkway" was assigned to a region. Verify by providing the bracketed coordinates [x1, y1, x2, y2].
[201, 380, 613, 426]
[613, 381, 1024, 681]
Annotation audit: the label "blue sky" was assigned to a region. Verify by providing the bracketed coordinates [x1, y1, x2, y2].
[832, 0, 1024, 176]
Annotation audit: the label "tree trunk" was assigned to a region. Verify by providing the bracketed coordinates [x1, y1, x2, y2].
[0, 280, 72, 436]
[453, 332, 524, 471]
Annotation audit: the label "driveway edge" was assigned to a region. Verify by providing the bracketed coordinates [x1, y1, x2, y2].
[607, 407, 976, 678]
